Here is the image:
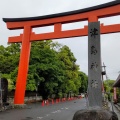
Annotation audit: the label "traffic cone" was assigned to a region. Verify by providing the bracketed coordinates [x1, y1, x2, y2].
[42, 100, 44, 106]
[46, 100, 49, 105]
[52, 99, 54, 104]
[56, 99, 58, 103]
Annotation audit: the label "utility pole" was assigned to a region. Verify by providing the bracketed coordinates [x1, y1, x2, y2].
[102, 62, 110, 91]
[101, 62, 106, 102]
[102, 62, 108, 80]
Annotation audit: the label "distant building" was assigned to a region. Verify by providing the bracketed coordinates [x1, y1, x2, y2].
[113, 74, 120, 103]
[113, 74, 120, 87]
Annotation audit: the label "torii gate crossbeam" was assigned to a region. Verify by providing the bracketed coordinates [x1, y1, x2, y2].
[3, 0, 120, 105]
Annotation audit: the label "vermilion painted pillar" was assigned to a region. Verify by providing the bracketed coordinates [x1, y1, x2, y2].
[113, 87, 117, 102]
[14, 25, 31, 104]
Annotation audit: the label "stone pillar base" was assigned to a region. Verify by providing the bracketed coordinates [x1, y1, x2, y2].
[12, 104, 27, 109]
[73, 109, 118, 120]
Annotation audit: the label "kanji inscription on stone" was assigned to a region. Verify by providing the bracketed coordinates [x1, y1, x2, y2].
[90, 62, 98, 71]
[90, 28, 98, 38]
[91, 80, 98, 88]
[91, 46, 97, 55]
[88, 22, 102, 108]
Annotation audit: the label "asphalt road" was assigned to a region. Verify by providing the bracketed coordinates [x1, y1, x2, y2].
[0, 98, 87, 120]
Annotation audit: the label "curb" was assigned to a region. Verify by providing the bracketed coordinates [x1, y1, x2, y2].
[114, 104, 120, 111]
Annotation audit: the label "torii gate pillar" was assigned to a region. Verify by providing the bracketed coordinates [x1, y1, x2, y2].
[14, 26, 31, 104]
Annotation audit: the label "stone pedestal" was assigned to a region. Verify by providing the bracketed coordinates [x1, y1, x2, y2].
[12, 104, 27, 109]
[73, 109, 118, 120]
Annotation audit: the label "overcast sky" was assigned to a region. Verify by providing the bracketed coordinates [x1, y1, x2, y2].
[0, 0, 120, 80]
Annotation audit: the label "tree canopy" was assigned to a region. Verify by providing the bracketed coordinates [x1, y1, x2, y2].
[104, 79, 115, 93]
[0, 41, 88, 99]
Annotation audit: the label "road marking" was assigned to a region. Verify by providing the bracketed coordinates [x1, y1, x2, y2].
[37, 117, 43, 119]
[45, 107, 69, 118]
[61, 107, 69, 110]
[51, 111, 57, 113]
[57, 110, 61, 112]
[52, 110, 61, 113]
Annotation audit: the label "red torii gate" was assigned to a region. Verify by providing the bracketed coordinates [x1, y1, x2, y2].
[3, 0, 120, 105]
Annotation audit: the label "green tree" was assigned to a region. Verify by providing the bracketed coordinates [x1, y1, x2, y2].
[0, 44, 20, 91]
[57, 45, 81, 96]
[104, 80, 115, 93]
[0, 41, 88, 100]
[0, 44, 20, 74]
[104, 79, 115, 101]
[78, 71, 88, 93]
[29, 41, 64, 99]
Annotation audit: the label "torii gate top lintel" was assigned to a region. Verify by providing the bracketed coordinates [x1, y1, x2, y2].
[3, 0, 120, 23]
[2, 0, 120, 43]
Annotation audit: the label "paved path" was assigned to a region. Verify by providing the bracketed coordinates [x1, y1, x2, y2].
[0, 98, 87, 120]
[112, 104, 120, 119]
[113, 106, 120, 120]
[109, 102, 120, 119]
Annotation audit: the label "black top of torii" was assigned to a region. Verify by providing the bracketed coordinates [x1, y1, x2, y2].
[3, 0, 120, 22]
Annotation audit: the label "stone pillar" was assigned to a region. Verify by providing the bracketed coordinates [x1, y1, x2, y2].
[88, 22, 102, 108]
